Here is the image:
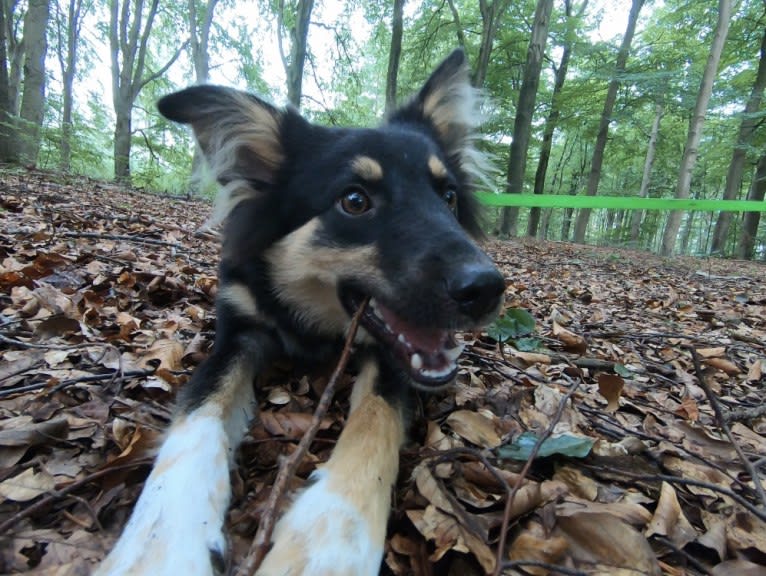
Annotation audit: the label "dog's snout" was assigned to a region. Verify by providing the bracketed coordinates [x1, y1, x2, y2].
[447, 264, 505, 320]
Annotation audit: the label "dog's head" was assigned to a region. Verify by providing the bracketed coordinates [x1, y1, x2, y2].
[158, 49, 505, 390]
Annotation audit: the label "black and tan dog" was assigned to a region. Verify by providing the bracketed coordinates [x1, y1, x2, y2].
[97, 49, 505, 576]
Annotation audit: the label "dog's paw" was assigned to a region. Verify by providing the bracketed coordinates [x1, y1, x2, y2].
[96, 413, 231, 576]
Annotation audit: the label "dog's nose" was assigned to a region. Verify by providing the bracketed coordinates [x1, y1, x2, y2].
[447, 264, 505, 320]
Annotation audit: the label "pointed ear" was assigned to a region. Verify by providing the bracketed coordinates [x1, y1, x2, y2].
[388, 49, 479, 157]
[158, 86, 285, 190]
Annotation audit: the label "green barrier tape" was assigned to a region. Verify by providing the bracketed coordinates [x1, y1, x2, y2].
[475, 193, 766, 212]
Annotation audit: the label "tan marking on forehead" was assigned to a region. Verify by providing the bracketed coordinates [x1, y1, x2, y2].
[351, 155, 383, 181]
[428, 155, 447, 179]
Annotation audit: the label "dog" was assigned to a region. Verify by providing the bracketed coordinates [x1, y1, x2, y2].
[96, 49, 505, 576]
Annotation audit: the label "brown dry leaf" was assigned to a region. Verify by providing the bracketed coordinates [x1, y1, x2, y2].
[0, 416, 69, 447]
[407, 505, 495, 574]
[553, 466, 599, 501]
[556, 512, 661, 575]
[703, 356, 741, 375]
[508, 526, 568, 576]
[645, 481, 697, 547]
[696, 347, 726, 358]
[745, 358, 762, 382]
[140, 338, 184, 371]
[445, 410, 502, 449]
[552, 321, 587, 354]
[711, 559, 766, 576]
[597, 373, 624, 412]
[510, 350, 551, 365]
[0, 467, 56, 502]
[267, 387, 291, 406]
[724, 511, 766, 557]
[260, 411, 332, 439]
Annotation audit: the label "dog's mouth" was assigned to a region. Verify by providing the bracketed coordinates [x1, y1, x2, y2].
[341, 288, 464, 388]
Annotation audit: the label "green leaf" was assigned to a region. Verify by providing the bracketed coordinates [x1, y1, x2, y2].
[487, 309, 536, 342]
[514, 337, 542, 351]
[497, 431, 594, 460]
[614, 364, 633, 377]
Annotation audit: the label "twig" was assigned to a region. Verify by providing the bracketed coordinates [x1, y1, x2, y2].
[493, 379, 581, 576]
[501, 560, 586, 576]
[237, 301, 368, 576]
[0, 459, 153, 535]
[0, 368, 156, 399]
[687, 346, 766, 511]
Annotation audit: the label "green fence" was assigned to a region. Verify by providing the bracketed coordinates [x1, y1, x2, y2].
[475, 193, 766, 212]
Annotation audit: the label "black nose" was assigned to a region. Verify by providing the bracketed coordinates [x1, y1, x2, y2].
[447, 264, 505, 320]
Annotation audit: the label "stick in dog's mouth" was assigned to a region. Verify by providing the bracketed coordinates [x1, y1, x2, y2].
[341, 288, 466, 388]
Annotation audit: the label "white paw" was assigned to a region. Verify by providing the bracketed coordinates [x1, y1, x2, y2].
[96, 413, 232, 576]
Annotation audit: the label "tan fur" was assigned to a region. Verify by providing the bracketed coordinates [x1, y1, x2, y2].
[349, 359, 378, 413]
[428, 154, 448, 179]
[266, 219, 388, 336]
[350, 155, 384, 181]
[218, 282, 259, 319]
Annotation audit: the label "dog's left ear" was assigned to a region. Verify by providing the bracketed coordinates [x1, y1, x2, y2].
[388, 49, 478, 159]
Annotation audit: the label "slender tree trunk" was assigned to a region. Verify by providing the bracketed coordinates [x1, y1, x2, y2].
[710, 25, 766, 254]
[5, 1, 23, 118]
[737, 153, 766, 259]
[527, 0, 586, 238]
[572, 0, 644, 243]
[385, 0, 404, 113]
[281, 0, 314, 108]
[499, 0, 554, 236]
[629, 101, 664, 243]
[17, 0, 50, 166]
[0, 3, 12, 161]
[661, 0, 732, 256]
[59, 0, 85, 171]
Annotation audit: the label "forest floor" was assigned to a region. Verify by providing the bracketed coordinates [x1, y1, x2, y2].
[1, 169, 765, 576]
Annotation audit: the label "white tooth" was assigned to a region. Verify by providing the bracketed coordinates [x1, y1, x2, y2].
[410, 353, 423, 371]
[422, 366, 453, 379]
[397, 334, 407, 344]
[444, 343, 465, 362]
[369, 298, 378, 312]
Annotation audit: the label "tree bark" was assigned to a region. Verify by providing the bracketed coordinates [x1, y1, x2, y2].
[385, 0, 404, 113]
[57, 0, 86, 171]
[629, 101, 664, 243]
[736, 152, 766, 259]
[499, 0, 554, 236]
[661, 0, 732, 256]
[710, 25, 766, 254]
[0, 3, 12, 161]
[527, 0, 586, 238]
[572, 0, 644, 243]
[17, 0, 50, 166]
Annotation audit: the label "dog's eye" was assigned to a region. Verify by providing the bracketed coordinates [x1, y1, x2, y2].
[442, 187, 458, 211]
[338, 188, 372, 215]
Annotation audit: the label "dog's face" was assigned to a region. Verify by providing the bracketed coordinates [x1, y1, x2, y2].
[158, 50, 505, 389]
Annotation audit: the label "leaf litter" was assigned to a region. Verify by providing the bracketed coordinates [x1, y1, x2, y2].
[1, 170, 765, 575]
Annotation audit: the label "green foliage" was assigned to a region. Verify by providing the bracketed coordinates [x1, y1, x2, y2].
[487, 308, 537, 346]
[498, 431, 595, 460]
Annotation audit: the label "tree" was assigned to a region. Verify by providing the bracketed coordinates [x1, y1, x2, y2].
[736, 151, 766, 259]
[54, 0, 89, 171]
[278, 0, 314, 108]
[109, 0, 186, 182]
[710, 24, 766, 254]
[572, 0, 644, 244]
[628, 101, 664, 243]
[527, 0, 588, 238]
[660, 0, 732, 256]
[385, 0, 404, 113]
[0, 3, 12, 161]
[17, 0, 49, 165]
[499, 0, 554, 236]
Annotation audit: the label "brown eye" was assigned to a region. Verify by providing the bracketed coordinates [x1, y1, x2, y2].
[338, 188, 372, 215]
[443, 187, 458, 211]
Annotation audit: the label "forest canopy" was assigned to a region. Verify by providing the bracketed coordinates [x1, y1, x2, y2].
[1, 0, 764, 259]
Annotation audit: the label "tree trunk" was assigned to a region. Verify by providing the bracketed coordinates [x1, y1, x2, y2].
[629, 101, 664, 243]
[710, 25, 766, 254]
[0, 3, 12, 161]
[282, 0, 314, 108]
[736, 153, 766, 259]
[113, 106, 132, 182]
[527, 0, 585, 238]
[17, 0, 50, 166]
[572, 0, 644, 243]
[58, 0, 86, 172]
[499, 0, 554, 236]
[385, 0, 404, 113]
[661, 0, 732, 256]
[4, 1, 23, 117]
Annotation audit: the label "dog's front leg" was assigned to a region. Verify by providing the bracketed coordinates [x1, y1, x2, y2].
[257, 360, 406, 576]
[97, 327, 276, 576]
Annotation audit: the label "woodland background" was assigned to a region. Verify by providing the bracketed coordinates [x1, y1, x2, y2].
[0, 0, 765, 259]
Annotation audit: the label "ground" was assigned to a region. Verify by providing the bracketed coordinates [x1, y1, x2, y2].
[1, 169, 765, 575]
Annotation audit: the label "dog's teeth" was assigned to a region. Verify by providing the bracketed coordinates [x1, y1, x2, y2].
[397, 334, 407, 344]
[410, 353, 423, 371]
[444, 343, 465, 362]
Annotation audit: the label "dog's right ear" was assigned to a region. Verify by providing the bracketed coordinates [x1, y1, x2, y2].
[158, 86, 285, 191]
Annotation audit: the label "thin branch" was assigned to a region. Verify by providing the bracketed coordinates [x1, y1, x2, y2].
[237, 300, 368, 576]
